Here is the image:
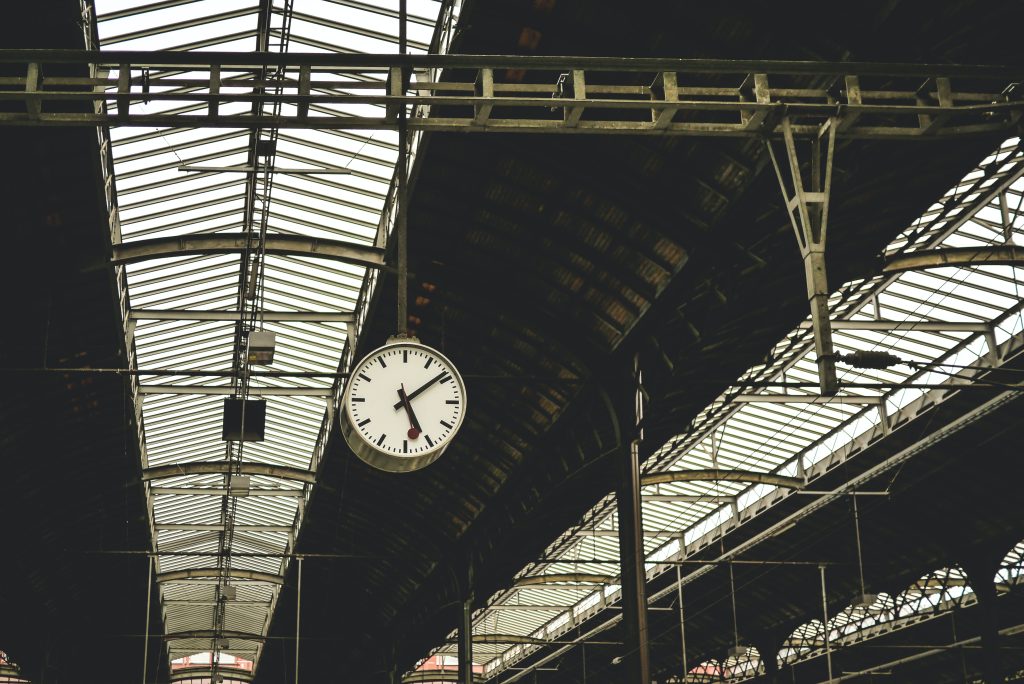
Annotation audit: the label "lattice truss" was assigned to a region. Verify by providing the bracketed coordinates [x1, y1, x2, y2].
[421, 136, 1024, 681]
[84, 0, 459, 674]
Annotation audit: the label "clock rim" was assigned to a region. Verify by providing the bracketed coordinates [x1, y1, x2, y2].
[340, 339, 467, 473]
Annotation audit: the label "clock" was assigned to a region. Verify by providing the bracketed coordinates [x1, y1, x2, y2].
[340, 338, 467, 472]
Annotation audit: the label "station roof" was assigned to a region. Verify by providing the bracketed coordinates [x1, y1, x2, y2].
[3, 1, 1024, 683]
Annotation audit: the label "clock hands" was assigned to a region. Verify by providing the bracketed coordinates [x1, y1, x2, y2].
[397, 384, 422, 439]
[392, 370, 449, 410]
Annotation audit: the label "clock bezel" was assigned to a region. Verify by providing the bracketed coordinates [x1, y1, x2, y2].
[340, 338, 467, 473]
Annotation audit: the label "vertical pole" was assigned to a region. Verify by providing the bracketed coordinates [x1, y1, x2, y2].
[616, 354, 651, 683]
[973, 580, 1002, 683]
[767, 118, 839, 395]
[141, 554, 153, 684]
[458, 585, 474, 684]
[675, 564, 688, 680]
[395, 0, 408, 335]
[818, 565, 833, 682]
[295, 556, 303, 684]
[852, 494, 866, 595]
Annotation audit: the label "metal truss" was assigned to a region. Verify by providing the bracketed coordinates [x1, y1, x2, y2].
[0, 50, 1021, 137]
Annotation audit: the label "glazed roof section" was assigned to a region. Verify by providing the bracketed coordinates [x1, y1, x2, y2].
[87, 0, 455, 671]
[426, 136, 1024, 679]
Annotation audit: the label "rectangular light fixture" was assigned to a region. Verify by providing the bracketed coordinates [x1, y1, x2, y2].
[228, 475, 251, 497]
[246, 330, 276, 365]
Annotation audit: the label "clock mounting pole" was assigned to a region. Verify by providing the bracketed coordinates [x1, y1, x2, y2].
[395, 0, 409, 337]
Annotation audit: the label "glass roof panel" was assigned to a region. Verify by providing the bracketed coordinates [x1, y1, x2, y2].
[90, 0, 457, 671]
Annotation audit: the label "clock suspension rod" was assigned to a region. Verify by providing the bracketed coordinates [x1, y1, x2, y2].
[395, 0, 409, 337]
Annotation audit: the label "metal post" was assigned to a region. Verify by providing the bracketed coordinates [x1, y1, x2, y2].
[973, 579, 1002, 683]
[458, 591, 474, 684]
[141, 555, 152, 684]
[852, 494, 866, 595]
[295, 556, 302, 684]
[767, 117, 839, 395]
[395, 0, 408, 334]
[616, 355, 651, 683]
[818, 565, 833, 682]
[675, 564, 688, 680]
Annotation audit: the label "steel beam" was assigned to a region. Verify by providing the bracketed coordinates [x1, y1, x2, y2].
[485, 604, 578, 612]
[129, 309, 355, 322]
[156, 568, 284, 584]
[170, 669, 253, 682]
[163, 630, 266, 641]
[883, 245, 1024, 274]
[154, 523, 294, 532]
[642, 494, 737, 503]
[111, 233, 385, 270]
[137, 385, 331, 396]
[641, 469, 804, 489]
[514, 573, 614, 587]
[576, 529, 683, 538]
[142, 462, 316, 483]
[164, 599, 273, 606]
[1, 52, 1021, 137]
[797, 319, 990, 332]
[768, 116, 840, 394]
[150, 487, 305, 497]
[732, 393, 882, 405]
[178, 164, 352, 174]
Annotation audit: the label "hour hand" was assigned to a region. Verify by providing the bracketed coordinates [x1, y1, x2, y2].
[398, 385, 421, 439]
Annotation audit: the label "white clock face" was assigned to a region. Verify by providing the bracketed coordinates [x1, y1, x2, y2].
[342, 341, 466, 472]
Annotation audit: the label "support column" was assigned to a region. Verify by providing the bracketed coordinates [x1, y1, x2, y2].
[751, 633, 783, 683]
[295, 556, 303, 684]
[767, 116, 840, 395]
[973, 577, 1002, 684]
[962, 551, 1003, 684]
[458, 563, 475, 684]
[616, 355, 650, 683]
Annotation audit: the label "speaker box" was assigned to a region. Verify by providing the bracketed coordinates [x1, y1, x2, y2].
[222, 398, 266, 441]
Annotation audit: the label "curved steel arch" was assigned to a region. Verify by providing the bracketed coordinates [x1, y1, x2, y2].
[163, 630, 266, 642]
[156, 568, 284, 585]
[142, 461, 316, 484]
[170, 668, 253, 682]
[883, 246, 1024, 274]
[640, 469, 804, 490]
[111, 233, 386, 270]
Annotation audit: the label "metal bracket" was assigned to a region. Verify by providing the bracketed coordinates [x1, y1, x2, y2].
[767, 116, 840, 395]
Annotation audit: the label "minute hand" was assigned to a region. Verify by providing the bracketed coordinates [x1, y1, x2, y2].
[393, 370, 449, 410]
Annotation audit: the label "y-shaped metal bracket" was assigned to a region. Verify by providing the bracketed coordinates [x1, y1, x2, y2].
[767, 116, 840, 395]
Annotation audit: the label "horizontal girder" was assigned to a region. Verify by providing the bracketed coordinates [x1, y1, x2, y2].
[1, 51, 1021, 138]
[514, 573, 614, 587]
[142, 461, 316, 484]
[153, 523, 294, 532]
[163, 630, 265, 641]
[150, 486, 305, 497]
[137, 385, 331, 396]
[170, 668, 253, 682]
[640, 469, 805, 489]
[111, 233, 385, 270]
[129, 309, 355, 322]
[156, 568, 284, 584]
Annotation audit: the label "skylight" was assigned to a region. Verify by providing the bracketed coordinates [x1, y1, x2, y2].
[85, 0, 458, 674]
